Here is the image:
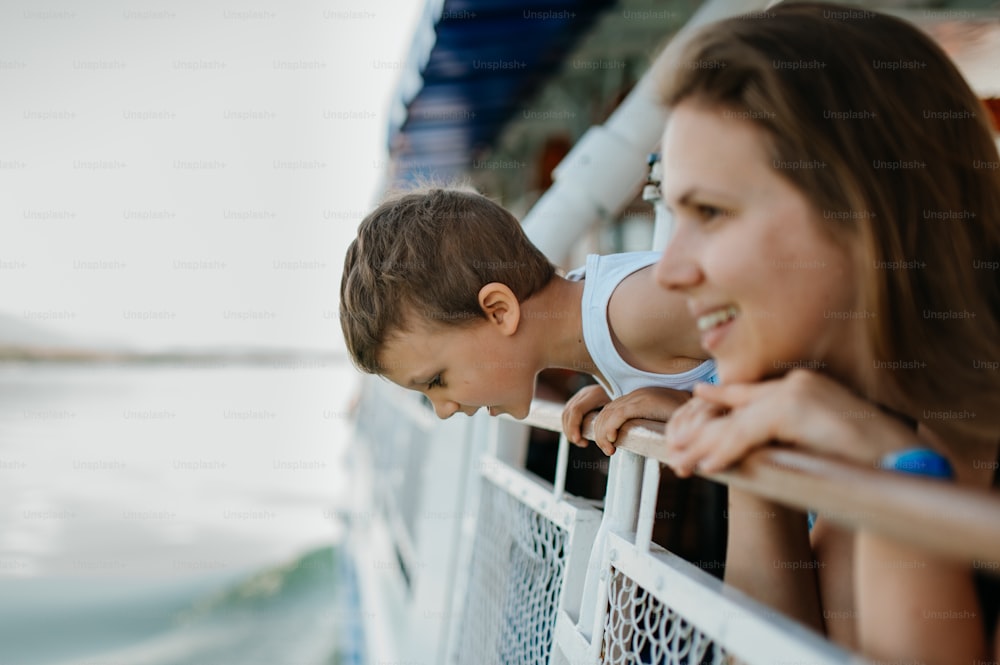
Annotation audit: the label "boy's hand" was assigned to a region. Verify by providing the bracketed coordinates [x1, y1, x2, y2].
[562, 384, 611, 447]
[591, 387, 692, 456]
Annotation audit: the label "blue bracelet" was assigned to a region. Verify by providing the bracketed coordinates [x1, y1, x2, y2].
[879, 448, 954, 480]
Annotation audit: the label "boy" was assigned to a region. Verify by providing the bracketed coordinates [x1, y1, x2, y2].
[340, 187, 715, 453]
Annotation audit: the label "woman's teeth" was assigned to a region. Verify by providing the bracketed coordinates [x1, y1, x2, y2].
[697, 306, 738, 332]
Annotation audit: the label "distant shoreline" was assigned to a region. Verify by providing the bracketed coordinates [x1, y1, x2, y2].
[0, 346, 350, 367]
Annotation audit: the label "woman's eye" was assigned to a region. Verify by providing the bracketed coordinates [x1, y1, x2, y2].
[696, 204, 726, 221]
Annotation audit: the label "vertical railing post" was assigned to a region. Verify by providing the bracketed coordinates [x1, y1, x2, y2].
[553, 432, 571, 503]
[636, 458, 661, 555]
[578, 449, 644, 651]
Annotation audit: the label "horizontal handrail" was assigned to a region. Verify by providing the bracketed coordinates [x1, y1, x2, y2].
[519, 399, 1000, 565]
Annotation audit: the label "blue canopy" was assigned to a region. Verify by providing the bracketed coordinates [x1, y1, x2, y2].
[389, 0, 614, 183]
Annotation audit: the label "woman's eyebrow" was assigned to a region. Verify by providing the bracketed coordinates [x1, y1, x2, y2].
[660, 185, 702, 206]
[667, 186, 737, 208]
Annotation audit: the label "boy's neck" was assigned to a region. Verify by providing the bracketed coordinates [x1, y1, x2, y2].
[520, 276, 606, 385]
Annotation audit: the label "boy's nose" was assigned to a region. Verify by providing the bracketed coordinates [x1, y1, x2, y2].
[432, 398, 461, 419]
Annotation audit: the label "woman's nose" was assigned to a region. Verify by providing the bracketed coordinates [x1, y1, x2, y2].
[655, 229, 702, 292]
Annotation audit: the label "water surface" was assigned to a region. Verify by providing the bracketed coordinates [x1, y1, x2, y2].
[0, 362, 360, 664]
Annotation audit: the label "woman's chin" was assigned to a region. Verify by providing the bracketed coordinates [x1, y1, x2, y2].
[715, 359, 767, 385]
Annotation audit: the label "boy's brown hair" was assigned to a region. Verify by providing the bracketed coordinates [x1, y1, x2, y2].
[340, 187, 556, 374]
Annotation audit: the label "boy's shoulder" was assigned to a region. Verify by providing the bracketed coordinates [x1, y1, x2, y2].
[565, 251, 661, 283]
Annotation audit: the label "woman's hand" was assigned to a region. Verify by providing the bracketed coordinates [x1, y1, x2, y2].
[664, 370, 915, 477]
[562, 384, 611, 447]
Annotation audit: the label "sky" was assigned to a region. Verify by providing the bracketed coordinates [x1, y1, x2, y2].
[0, 0, 427, 352]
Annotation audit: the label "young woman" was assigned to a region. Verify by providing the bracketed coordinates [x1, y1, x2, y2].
[650, 3, 1000, 663]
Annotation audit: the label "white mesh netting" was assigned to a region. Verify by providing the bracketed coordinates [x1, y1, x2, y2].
[602, 568, 730, 665]
[457, 478, 569, 665]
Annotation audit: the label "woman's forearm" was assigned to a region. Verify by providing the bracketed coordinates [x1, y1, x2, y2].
[856, 533, 986, 665]
[724, 487, 825, 632]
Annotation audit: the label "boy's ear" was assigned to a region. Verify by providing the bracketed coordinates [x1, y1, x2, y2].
[478, 282, 520, 335]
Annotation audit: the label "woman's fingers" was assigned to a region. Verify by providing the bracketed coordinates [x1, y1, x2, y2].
[665, 396, 721, 448]
[693, 381, 761, 408]
[663, 390, 767, 476]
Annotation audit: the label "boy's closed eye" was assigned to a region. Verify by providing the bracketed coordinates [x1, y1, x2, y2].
[427, 374, 444, 389]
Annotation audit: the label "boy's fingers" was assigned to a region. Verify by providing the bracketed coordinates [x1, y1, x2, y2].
[599, 413, 622, 444]
[591, 410, 612, 446]
[562, 404, 583, 443]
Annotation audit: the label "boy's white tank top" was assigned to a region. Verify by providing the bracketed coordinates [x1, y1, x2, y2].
[566, 251, 718, 398]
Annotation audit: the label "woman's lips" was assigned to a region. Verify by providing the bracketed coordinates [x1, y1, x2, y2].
[696, 305, 738, 352]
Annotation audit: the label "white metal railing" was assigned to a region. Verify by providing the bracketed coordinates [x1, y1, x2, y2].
[550, 448, 854, 665]
[349, 380, 1000, 664]
[523, 400, 1000, 564]
[349, 379, 873, 664]
[502, 409, 858, 665]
